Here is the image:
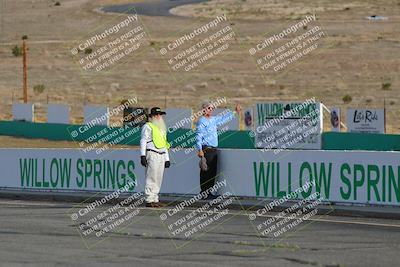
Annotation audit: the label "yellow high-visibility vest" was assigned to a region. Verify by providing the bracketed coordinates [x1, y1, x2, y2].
[148, 122, 170, 149]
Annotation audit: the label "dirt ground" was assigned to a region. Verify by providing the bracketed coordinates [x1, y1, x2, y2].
[0, 135, 79, 148]
[0, 0, 399, 132]
[0, 135, 135, 148]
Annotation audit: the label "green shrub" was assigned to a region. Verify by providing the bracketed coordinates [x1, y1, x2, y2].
[382, 82, 391, 90]
[12, 45, 23, 57]
[342, 94, 352, 103]
[84, 48, 93, 55]
[120, 99, 129, 105]
[33, 84, 46, 95]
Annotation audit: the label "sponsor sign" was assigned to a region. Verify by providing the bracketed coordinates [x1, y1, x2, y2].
[48, 104, 70, 124]
[347, 108, 385, 134]
[84, 105, 110, 126]
[330, 107, 340, 132]
[12, 103, 34, 122]
[243, 107, 254, 131]
[255, 101, 323, 149]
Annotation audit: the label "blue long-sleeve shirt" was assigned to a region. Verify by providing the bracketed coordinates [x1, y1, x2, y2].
[195, 110, 235, 150]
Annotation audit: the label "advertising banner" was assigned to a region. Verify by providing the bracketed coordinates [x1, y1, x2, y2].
[47, 104, 70, 124]
[84, 105, 110, 126]
[330, 107, 340, 132]
[254, 101, 322, 150]
[347, 108, 385, 134]
[243, 106, 254, 131]
[12, 103, 34, 122]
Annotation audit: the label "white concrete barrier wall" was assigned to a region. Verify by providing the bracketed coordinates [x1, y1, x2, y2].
[0, 149, 199, 195]
[217, 149, 400, 206]
[47, 104, 70, 124]
[12, 103, 34, 122]
[0, 148, 399, 206]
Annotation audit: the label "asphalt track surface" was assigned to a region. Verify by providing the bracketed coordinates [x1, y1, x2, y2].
[102, 0, 208, 17]
[1, 199, 400, 267]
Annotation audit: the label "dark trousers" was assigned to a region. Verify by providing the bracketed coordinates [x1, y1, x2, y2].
[200, 146, 218, 194]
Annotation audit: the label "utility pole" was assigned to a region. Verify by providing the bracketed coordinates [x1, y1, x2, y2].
[384, 98, 386, 133]
[22, 35, 28, 103]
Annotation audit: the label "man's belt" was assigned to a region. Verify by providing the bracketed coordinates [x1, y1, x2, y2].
[147, 149, 165, 155]
[202, 145, 217, 151]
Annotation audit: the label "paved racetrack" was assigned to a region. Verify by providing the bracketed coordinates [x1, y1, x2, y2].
[1, 199, 399, 267]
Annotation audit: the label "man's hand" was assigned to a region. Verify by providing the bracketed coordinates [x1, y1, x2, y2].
[235, 104, 242, 113]
[198, 150, 204, 158]
[165, 161, 170, 168]
[140, 156, 147, 167]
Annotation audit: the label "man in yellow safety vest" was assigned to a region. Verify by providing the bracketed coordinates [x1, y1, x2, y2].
[140, 107, 171, 208]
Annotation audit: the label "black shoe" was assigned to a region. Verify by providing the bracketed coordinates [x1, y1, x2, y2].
[155, 202, 166, 207]
[205, 194, 218, 200]
[199, 191, 208, 200]
[146, 202, 162, 208]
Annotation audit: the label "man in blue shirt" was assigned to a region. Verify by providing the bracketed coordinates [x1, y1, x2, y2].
[196, 101, 241, 198]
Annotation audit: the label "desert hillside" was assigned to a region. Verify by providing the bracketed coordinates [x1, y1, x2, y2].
[0, 0, 398, 132]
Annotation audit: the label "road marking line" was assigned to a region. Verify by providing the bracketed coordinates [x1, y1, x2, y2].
[0, 200, 59, 206]
[2, 200, 399, 229]
[139, 206, 400, 229]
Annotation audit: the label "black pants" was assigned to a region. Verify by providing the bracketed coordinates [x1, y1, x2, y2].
[200, 146, 218, 194]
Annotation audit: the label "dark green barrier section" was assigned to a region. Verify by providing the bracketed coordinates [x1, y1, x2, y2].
[218, 130, 255, 149]
[0, 121, 72, 140]
[168, 128, 196, 148]
[322, 132, 400, 151]
[1, 121, 399, 151]
[0, 121, 142, 146]
[0, 121, 256, 149]
[167, 129, 255, 149]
